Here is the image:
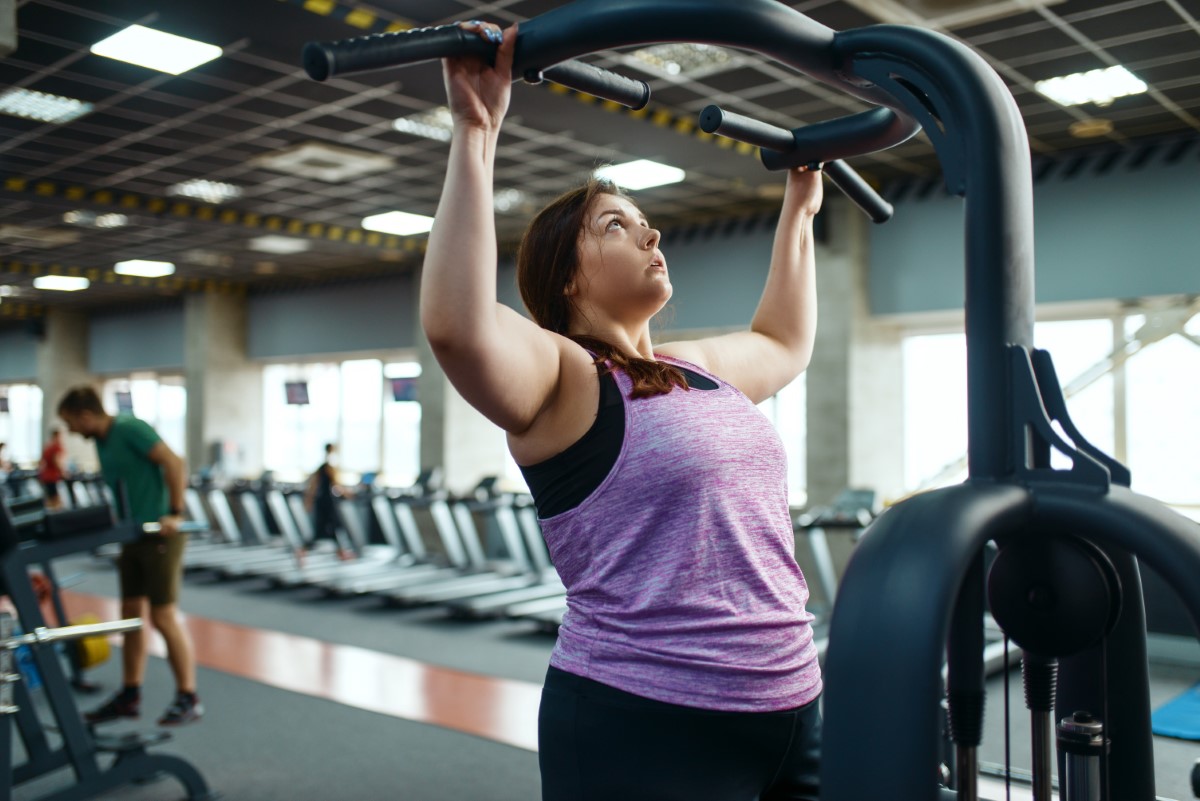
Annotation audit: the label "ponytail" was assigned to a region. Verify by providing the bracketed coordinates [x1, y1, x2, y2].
[568, 334, 688, 399]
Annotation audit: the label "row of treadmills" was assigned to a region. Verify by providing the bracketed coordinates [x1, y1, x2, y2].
[180, 477, 570, 631]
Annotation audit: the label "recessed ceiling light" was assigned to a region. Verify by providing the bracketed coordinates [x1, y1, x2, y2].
[114, 259, 175, 278]
[392, 106, 453, 142]
[627, 43, 735, 79]
[595, 159, 685, 190]
[494, 188, 531, 213]
[252, 142, 395, 183]
[1068, 118, 1114, 138]
[0, 286, 15, 297]
[90, 24, 222, 75]
[181, 249, 234, 269]
[1035, 66, 1147, 107]
[169, 178, 243, 204]
[33, 275, 90, 292]
[362, 211, 435, 236]
[0, 88, 93, 124]
[63, 210, 129, 228]
[248, 235, 311, 255]
[97, 213, 128, 228]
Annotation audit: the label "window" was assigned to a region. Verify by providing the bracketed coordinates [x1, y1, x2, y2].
[0, 383, 44, 466]
[1126, 332, 1200, 508]
[903, 332, 968, 490]
[759, 374, 807, 506]
[262, 363, 340, 481]
[262, 358, 423, 486]
[340, 359, 383, 477]
[382, 362, 421, 487]
[902, 318, 1119, 492]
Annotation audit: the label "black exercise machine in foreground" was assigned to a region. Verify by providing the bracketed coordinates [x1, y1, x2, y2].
[0, 498, 216, 801]
[304, 3, 1200, 798]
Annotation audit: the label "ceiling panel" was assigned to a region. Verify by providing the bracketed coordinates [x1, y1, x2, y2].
[0, 0, 1197, 319]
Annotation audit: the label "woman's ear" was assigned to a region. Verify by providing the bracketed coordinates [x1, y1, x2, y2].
[563, 280, 576, 297]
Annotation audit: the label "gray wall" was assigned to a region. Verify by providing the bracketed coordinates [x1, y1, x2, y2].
[247, 275, 417, 359]
[0, 326, 38, 382]
[869, 155, 1200, 315]
[89, 306, 185, 374]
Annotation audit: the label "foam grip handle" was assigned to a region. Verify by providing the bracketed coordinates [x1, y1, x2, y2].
[698, 105, 794, 151]
[303, 24, 494, 81]
[823, 160, 893, 224]
[538, 62, 650, 110]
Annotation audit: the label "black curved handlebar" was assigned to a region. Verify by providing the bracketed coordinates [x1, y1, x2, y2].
[698, 105, 893, 223]
[303, 24, 650, 109]
[302, 13, 909, 222]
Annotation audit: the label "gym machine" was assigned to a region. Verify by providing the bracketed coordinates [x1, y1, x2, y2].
[302, 2, 1200, 798]
[1, 497, 216, 801]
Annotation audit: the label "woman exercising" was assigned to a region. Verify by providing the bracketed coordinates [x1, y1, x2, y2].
[423, 21, 824, 801]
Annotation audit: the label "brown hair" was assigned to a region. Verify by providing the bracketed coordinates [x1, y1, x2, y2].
[57, 386, 105, 416]
[515, 177, 687, 399]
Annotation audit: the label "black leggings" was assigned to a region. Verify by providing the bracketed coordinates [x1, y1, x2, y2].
[538, 666, 821, 801]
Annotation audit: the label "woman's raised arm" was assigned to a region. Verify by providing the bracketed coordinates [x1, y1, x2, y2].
[420, 23, 564, 435]
[658, 166, 823, 402]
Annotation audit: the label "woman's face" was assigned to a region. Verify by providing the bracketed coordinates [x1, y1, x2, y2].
[570, 193, 671, 324]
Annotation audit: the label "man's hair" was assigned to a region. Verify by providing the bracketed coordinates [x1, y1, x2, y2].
[57, 386, 105, 416]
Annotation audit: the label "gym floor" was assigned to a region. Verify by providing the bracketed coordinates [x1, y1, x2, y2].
[11, 552, 1199, 801]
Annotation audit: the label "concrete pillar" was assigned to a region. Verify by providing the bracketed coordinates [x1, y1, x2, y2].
[36, 308, 97, 471]
[184, 290, 263, 479]
[805, 197, 906, 509]
[416, 326, 510, 496]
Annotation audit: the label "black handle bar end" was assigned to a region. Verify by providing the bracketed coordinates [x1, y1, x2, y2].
[303, 41, 335, 82]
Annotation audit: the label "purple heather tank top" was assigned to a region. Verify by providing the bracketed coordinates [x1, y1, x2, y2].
[540, 354, 822, 712]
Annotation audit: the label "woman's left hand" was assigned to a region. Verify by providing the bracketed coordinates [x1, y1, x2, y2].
[784, 165, 824, 218]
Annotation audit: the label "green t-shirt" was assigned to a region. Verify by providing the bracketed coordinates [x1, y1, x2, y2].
[95, 415, 167, 525]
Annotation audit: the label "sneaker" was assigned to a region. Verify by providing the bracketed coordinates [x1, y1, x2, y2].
[84, 692, 140, 724]
[158, 693, 203, 726]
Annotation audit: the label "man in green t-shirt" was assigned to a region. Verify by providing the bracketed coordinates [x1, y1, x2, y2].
[57, 386, 202, 726]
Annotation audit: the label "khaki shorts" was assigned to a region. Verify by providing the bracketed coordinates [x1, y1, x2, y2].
[118, 535, 186, 606]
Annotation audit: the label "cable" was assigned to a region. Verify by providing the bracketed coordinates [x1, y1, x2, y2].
[1003, 635, 1012, 801]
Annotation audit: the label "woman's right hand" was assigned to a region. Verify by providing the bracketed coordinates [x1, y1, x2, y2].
[443, 21, 517, 135]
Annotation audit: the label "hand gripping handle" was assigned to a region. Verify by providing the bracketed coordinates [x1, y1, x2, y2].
[303, 24, 649, 109]
[699, 105, 893, 223]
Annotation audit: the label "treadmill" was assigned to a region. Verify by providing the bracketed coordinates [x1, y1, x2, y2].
[384, 500, 553, 605]
[444, 502, 565, 617]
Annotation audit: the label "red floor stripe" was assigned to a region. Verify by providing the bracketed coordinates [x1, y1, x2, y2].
[61, 590, 542, 752]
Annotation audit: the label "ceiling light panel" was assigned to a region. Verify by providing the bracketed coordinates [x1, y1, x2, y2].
[249, 235, 311, 255]
[91, 25, 222, 75]
[63, 210, 129, 228]
[170, 178, 243, 204]
[393, 106, 454, 142]
[252, 142, 395, 183]
[595, 160, 686, 191]
[114, 259, 175, 278]
[1035, 66, 1148, 107]
[361, 211, 435, 236]
[33, 275, 90, 291]
[0, 88, 93, 124]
